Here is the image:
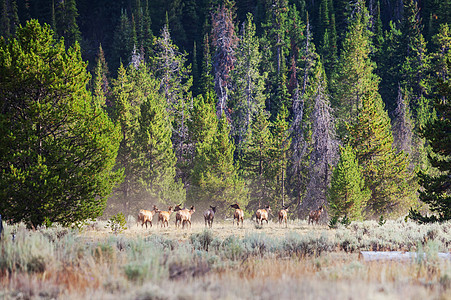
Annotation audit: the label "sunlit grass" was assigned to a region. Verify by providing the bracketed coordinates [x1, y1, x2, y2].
[0, 219, 450, 299]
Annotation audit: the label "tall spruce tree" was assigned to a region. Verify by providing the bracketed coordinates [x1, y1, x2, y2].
[108, 63, 141, 214]
[133, 64, 185, 204]
[54, 0, 81, 47]
[241, 108, 273, 209]
[230, 13, 266, 151]
[270, 105, 291, 208]
[152, 24, 192, 175]
[339, 0, 414, 217]
[328, 145, 370, 221]
[408, 24, 451, 223]
[189, 102, 246, 209]
[0, 20, 122, 227]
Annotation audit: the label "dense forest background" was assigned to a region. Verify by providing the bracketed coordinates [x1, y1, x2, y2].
[0, 0, 449, 227]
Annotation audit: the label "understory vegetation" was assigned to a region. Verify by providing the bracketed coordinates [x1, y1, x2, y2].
[0, 220, 450, 299]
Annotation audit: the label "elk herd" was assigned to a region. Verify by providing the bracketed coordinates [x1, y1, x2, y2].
[137, 203, 325, 229]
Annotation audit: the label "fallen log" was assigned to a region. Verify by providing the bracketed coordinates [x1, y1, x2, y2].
[359, 251, 451, 261]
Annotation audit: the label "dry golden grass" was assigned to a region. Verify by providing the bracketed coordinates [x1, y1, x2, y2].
[1, 219, 450, 300]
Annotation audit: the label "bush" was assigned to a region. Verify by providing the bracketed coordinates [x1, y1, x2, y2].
[106, 213, 127, 234]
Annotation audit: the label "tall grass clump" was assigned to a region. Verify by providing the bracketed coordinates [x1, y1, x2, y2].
[0, 223, 55, 273]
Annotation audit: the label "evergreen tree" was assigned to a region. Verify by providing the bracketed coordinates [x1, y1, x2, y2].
[152, 24, 192, 173]
[54, 0, 81, 47]
[408, 61, 450, 223]
[241, 108, 273, 209]
[408, 24, 451, 223]
[338, 0, 413, 217]
[1, 0, 19, 39]
[269, 105, 291, 208]
[92, 44, 110, 109]
[0, 20, 122, 227]
[328, 145, 370, 221]
[189, 105, 247, 209]
[134, 64, 185, 204]
[230, 13, 266, 151]
[108, 63, 141, 214]
[112, 10, 136, 74]
[331, 0, 375, 137]
[201, 33, 215, 96]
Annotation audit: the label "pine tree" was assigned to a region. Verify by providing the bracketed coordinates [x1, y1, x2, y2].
[0, 20, 122, 227]
[230, 13, 266, 151]
[241, 108, 273, 209]
[54, 0, 81, 47]
[269, 105, 291, 208]
[152, 24, 192, 172]
[112, 11, 135, 74]
[331, 0, 375, 137]
[109, 63, 141, 214]
[201, 33, 215, 96]
[408, 24, 451, 223]
[328, 145, 370, 221]
[189, 106, 246, 209]
[338, 0, 414, 217]
[92, 44, 110, 109]
[134, 64, 185, 204]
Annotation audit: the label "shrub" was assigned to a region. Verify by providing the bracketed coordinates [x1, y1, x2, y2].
[106, 213, 127, 234]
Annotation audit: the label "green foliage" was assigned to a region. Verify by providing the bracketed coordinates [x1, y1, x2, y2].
[409, 51, 451, 223]
[378, 215, 386, 226]
[328, 145, 370, 221]
[106, 213, 127, 234]
[0, 20, 122, 227]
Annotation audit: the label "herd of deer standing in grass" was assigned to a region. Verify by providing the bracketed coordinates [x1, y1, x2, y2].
[137, 203, 324, 229]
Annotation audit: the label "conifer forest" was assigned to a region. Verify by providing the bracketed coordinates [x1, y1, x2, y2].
[0, 0, 450, 228]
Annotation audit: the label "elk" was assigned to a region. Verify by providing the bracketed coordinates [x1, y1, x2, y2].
[204, 205, 217, 228]
[158, 206, 174, 228]
[174, 203, 184, 228]
[308, 206, 324, 225]
[230, 203, 244, 227]
[278, 207, 289, 227]
[137, 205, 159, 228]
[255, 205, 271, 225]
[179, 206, 196, 229]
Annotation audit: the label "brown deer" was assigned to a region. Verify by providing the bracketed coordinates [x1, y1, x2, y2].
[180, 206, 196, 229]
[308, 206, 324, 225]
[278, 206, 289, 227]
[255, 205, 271, 225]
[158, 206, 174, 227]
[204, 205, 217, 228]
[137, 205, 159, 228]
[174, 203, 184, 228]
[230, 203, 244, 227]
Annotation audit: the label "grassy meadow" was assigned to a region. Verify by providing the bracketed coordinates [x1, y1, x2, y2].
[0, 217, 450, 300]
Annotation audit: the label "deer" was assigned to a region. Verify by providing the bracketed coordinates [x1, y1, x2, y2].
[308, 206, 324, 225]
[204, 205, 217, 228]
[278, 206, 289, 228]
[230, 203, 244, 227]
[137, 205, 159, 228]
[158, 206, 174, 228]
[255, 205, 271, 225]
[174, 203, 184, 228]
[179, 206, 196, 229]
